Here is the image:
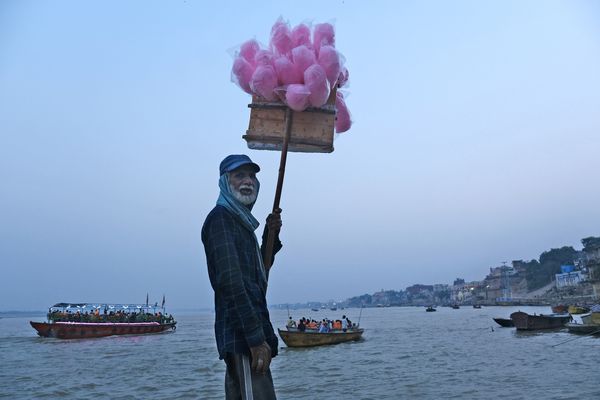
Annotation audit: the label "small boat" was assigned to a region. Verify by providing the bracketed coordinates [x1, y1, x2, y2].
[330, 307, 337, 311]
[551, 304, 568, 313]
[566, 322, 600, 335]
[451, 304, 460, 309]
[567, 305, 590, 315]
[581, 312, 600, 325]
[311, 308, 319, 312]
[425, 306, 436, 312]
[510, 311, 571, 331]
[493, 317, 515, 327]
[278, 328, 363, 348]
[30, 302, 176, 339]
[473, 304, 482, 309]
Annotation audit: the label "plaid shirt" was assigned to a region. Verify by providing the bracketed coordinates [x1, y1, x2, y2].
[202, 205, 281, 359]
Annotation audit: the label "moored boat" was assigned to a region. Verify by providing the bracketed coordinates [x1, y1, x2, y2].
[567, 305, 590, 315]
[566, 322, 600, 335]
[30, 302, 176, 339]
[551, 304, 568, 314]
[492, 317, 515, 328]
[278, 328, 363, 348]
[510, 311, 571, 331]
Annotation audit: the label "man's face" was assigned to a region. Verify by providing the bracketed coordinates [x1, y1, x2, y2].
[228, 165, 258, 205]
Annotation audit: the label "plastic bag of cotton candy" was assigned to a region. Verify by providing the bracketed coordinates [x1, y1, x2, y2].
[230, 17, 352, 131]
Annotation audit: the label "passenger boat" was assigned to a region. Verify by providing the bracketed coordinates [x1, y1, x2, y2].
[492, 317, 515, 328]
[551, 304, 568, 314]
[425, 306, 436, 312]
[30, 302, 176, 339]
[278, 328, 363, 348]
[510, 311, 571, 331]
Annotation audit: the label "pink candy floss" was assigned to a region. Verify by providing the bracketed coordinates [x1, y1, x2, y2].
[274, 56, 302, 85]
[250, 65, 278, 101]
[285, 84, 311, 111]
[304, 64, 330, 107]
[232, 57, 255, 94]
[335, 91, 351, 133]
[270, 19, 293, 56]
[291, 45, 317, 75]
[240, 40, 260, 65]
[318, 45, 341, 88]
[313, 23, 335, 55]
[291, 24, 311, 48]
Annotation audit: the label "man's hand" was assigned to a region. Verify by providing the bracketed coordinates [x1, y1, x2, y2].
[266, 208, 282, 234]
[249, 342, 272, 374]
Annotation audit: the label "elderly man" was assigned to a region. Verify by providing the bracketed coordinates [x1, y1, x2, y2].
[202, 154, 282, 400]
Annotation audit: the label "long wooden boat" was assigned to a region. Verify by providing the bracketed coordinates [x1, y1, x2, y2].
[30, 321, 176, 339]
[510, 311, 571, 331]
[30, 302, 176, 339]
[278, 328, 363, 348]
[492, 317, 515, 327]
[566, 322, 600, 335]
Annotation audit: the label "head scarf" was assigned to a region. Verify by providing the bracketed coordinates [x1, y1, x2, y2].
[216, 173, 260, 232]
[216, 173, 268, 285]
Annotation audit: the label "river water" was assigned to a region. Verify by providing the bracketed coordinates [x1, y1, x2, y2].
[1, 306, 598, 399]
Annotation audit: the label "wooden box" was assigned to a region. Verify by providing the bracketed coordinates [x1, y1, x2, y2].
[243, 88, 336, 153]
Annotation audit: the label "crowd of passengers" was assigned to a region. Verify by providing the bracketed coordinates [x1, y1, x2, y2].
[47, 309, 175, 324]
[286, 315, 357, 332]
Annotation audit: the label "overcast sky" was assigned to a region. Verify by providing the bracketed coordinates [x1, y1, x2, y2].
[1, 0, 599, 311]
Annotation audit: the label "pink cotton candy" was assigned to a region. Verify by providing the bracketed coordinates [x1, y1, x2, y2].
[240, 39, 260, 65]
[317, 45, 341, 88]
[270, 20, 293, 56]
[338, 67, 349, 88]
[285, 84, 311, 111]
[232, 56, 255, 94]
[254, 49, 274, 67]
[250, 65, 278, 101]
[274, 56, 302, 85]
[313, 23, 335, 54]
[291, 24, 311, 48]
[291, 45, 316, 75]
[304, 64, 330, 108]
[335, 91, 351, 133]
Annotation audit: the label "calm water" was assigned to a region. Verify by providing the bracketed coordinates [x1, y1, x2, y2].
[1, 306, 599, 399]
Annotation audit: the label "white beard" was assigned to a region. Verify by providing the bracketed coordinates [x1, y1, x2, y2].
[230, 183, 257, 206]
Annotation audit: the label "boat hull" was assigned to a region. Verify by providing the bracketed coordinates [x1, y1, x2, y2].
[30, 321, 176, 339]
[510, 311, 571, 331]
[493, 318, 515, 327]
[566, 323, 600, 335]
[278, 328, 363, 348]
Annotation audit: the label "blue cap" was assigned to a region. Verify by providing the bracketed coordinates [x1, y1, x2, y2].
[219, 154, 260, 176]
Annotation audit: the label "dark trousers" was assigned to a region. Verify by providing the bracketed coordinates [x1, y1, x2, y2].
[224, 353, 276, 400]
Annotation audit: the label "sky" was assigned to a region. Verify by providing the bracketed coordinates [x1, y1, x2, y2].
[1, 0, 599, 311]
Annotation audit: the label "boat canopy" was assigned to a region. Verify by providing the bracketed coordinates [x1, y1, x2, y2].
[50, 303, 163, 311]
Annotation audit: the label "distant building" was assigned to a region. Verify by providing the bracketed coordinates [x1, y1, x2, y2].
[555, 270, 584, 288]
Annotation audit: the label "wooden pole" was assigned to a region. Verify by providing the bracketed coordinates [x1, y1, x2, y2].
[264, 107, 293, 271]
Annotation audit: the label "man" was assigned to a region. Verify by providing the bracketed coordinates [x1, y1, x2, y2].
[202, 154, 282, 400]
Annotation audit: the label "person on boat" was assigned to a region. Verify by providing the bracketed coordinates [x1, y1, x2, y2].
[297, 319, 306, 332]
[202, 154, 283, 400]
[319, 320, 330, 333]
[286, 317, 296, 329]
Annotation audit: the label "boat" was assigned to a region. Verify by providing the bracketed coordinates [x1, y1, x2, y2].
[567, 305, 590, 315]
[30, 302, 176, 339]
[581, 312, 600, 325]
[473, 304, 482, 309]
[278, 328, 363, 348]
[451, 304, 460, 309]
[566, 322, 600, 335]
[510, 311, 571, 331]
[425, 306, 436, 312]
[311, 308, 319, 312]
[492, 317, 515, 327]
[551, 304, 568, 313]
